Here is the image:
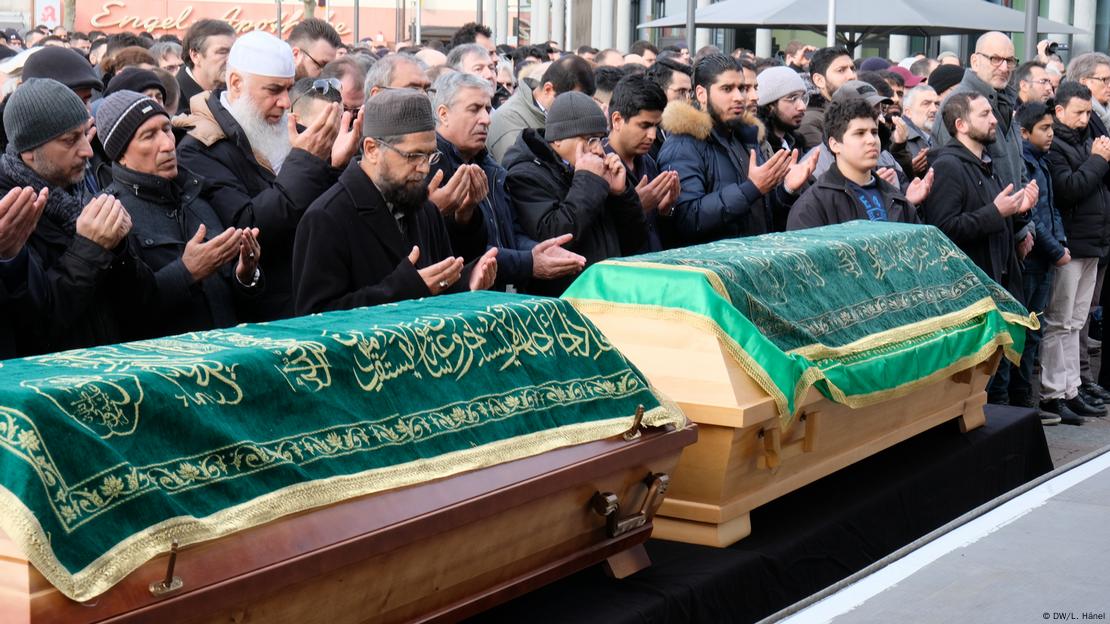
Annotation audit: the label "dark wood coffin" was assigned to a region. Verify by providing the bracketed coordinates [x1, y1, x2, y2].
[0, 421, 697, 623]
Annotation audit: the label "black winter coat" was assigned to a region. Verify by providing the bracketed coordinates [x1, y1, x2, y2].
[1043, 120, 1110, 259]
[503, 128, 646, 295]
[922, 140, 1023, 299]
[786, 165, 919, 230]
[177, 90, 340, 321]
[105, 165, 261, 340]
[291, 163, 475, 315]
[0, 171, 154, 356]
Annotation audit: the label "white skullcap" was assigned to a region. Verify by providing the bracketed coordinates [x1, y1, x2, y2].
[898, 57, 917, 69]
[227, 31, 295, 78]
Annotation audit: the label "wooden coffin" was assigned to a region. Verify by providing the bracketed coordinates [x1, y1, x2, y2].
[0, 420, 697, 624]
[563, 222, 1038, 547]
[579, 309, 998, 547]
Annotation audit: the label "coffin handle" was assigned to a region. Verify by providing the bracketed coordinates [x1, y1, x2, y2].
[590, 472, 671, 538]
[149, 540, 184, 597]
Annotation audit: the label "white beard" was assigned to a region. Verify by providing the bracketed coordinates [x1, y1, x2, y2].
[224, 91, 293, 173]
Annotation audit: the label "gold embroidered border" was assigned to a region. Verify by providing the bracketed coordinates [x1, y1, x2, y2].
[0, 401, 683, 603]
[788, 296, 1039, 360]
[1, 373, 651, 533]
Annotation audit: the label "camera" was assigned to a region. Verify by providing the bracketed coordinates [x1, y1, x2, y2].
[1045, 41, 1070, 55]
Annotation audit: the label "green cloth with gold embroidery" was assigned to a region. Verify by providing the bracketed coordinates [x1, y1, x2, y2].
[0, 292, 681, 601]
[564, 221, 1038, 420]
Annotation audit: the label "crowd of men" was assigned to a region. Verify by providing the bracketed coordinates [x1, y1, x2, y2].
[1, 20, 1108, 426]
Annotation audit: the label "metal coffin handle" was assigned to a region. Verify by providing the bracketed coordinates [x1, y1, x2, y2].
[590, 472, 671, 538]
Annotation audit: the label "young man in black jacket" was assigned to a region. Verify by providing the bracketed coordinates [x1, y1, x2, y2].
[1039, 81, 1110, 422]
[787, 98, 933, 230]
[504, 90, 646, 295]
[605, 75, 679, 252]
[922, 90, 1038, 405]
[97, 90, 262, 341]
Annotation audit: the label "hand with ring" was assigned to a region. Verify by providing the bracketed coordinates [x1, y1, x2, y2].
[408, 246, 463, 295]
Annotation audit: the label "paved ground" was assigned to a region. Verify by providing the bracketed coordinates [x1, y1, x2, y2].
[778, 447, 1110, 624]
[1043, 410, 1110, 467]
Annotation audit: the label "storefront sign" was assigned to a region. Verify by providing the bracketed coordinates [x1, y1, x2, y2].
[86, 1, 352, 36]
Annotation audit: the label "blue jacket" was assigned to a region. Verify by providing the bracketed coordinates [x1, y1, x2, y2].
[657, 101, 796, 244]
[434, 133, 537, 291]
[1021, 141, 1067, 268]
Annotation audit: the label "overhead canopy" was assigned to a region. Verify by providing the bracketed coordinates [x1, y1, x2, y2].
[640, 0, 1084, 39]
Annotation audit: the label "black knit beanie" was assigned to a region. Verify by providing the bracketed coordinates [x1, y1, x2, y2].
[94, 90, 169, 161]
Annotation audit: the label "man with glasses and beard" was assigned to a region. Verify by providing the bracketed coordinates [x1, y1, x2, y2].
[923, 92, 1038, 404]
[178, 31, 362, 322]
[289, 18, 342, 81]
[657, 54, 814, 243]
[292, 89, 498, 314]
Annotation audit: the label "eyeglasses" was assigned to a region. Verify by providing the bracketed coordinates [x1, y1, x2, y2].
[1084, 75, 1110, 85]
[291, 78, 343, 109]
[302, 49, 327, 70]
[497, 81, 515, 90]
[1027, 78, 1056, 89]
[781, 91, 810, 106]
[976, 53, 1018, 69]
[376, 139, 442, 166]
[583, 136, 604, 150]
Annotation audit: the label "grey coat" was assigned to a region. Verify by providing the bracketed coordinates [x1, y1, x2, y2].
[488, 86, 546, 164]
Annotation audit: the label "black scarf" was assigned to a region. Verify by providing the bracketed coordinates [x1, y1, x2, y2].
[0, 150, 90, 235]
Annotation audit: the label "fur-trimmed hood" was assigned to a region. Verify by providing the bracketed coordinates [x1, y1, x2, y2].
[661, 100, 764, 143]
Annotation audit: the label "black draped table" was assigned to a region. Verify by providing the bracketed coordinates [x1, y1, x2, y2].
[472, 405, 1053, 624]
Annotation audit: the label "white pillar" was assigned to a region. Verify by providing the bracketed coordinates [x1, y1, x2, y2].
[495, 0, 509, 45]
[1048, 0, 1071, 47]
[1073, 0, 1096, 54]
[599, 0, 615, 50]
[591, 0, 603, 48]
[531, 0, 550, 44]
[616, 0, 632, 52]
[566, 0, 575, 50]
[695, 0, 712, 50]
[482, 0, 495, 28]
[552, 0, 565, 49]
[888, 34, 910, 62]
[755, 28, 772, 58]
[638, 0, 652, 44]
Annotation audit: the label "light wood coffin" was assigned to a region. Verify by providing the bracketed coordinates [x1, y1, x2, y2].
[0, 421, 696, 624]
[579, 311, 998, 547]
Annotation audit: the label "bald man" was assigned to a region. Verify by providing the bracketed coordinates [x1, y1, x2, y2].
[931, 31, 1034, 405]
[932, 32, 1029, 196]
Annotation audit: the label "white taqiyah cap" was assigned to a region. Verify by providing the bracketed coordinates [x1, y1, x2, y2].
[227, 30, 295, 78]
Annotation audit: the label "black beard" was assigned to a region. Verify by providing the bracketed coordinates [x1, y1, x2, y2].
[970, 127, 997, 146]
[379, 177, 429, 213]
[707, 102, 748, 136]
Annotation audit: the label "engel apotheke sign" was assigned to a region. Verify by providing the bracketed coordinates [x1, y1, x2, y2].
[77, 1, 475, 40]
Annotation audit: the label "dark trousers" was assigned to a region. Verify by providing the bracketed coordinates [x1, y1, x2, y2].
[1010, 263, 1054, 399]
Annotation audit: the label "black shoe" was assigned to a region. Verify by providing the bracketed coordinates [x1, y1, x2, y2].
[1010, 390, 1035, 408]
[1066, 396, 1105, 417]
[1040, 399, 1084, 426]
[1078, 387, 1105, 407]
[1082, 382, 1110, 402]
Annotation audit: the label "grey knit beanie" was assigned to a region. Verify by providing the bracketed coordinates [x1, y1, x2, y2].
[95, 90, 169, 162]
[362, 89, 435, 138]
[757, 66, 807, 106]
[545, 91, 608, 142]
[3, 78, 90, 153]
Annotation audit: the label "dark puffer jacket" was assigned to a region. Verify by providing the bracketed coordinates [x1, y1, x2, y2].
[1043, 120, 1110, 259]
[503, 128, 646, 295]
[656, 100, 797, 244]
